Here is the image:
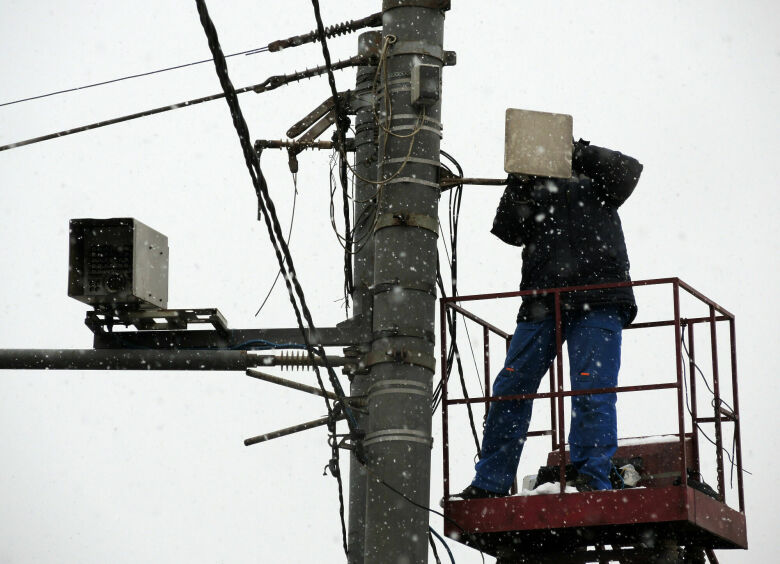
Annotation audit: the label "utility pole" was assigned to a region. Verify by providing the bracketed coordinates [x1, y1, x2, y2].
[347, 30, 380, 564]
[363, 2, 446, 562]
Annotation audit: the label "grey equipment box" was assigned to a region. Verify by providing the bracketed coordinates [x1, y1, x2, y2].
[504, 108, 573, 178]
[68, 218, 168, 309]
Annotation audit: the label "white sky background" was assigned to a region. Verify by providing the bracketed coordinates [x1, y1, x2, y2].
[1, 1, 778, 562]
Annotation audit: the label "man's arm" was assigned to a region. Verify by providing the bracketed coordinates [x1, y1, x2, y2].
[573, 140, 644, 207]
[490, 174, 535, 247]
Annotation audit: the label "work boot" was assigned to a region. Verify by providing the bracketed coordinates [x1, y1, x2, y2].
[571, 474, 596, 492]
[453, 485, 505, 499]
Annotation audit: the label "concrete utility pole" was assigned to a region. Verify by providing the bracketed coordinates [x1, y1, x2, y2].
[347, 30, 380, 564]
[362, 1, 446, 562]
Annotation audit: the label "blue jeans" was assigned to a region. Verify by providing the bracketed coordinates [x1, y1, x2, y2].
[472, 307, 624, 492]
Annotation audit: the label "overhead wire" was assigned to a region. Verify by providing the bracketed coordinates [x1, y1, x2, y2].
[0, 53, 365, 152]
[193, 6, 360, 562]
[308, 2, 353, 551]
[311, 0, 354, 315]
[0, 45, 270, 108]
[254, 170, 299, 317]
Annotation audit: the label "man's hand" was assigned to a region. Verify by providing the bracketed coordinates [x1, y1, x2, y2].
[572, 138, 591, 172]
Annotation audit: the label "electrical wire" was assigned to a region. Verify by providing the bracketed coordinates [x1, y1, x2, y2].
[308, 5, 353, 550]
[680, 326, 750, 483]
[0, 54, 364, 153]
[428, 530, 442, 564]
[428, 527, 457, 564]
[0, 46, 270, 109]
[254, 171, 299, 317]
[311, 0, 354, 315]
[431, 150, 483, 458]
[193, 6, 359, 562]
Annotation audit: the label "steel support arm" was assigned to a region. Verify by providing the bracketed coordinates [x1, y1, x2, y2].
[0, 349, 256, 371]
[0, 349, 355, 371]
[92, 325, 366, 350]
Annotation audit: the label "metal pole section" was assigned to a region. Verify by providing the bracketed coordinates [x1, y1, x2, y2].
[347, 30, 381, 564]
[364, 2, 445, 561]
[0, 349, 256, 371]
[0, 349, 352, 371]
[244, 413, 346, 446]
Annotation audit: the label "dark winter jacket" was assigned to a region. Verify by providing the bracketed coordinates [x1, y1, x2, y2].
[491, 142, 643, 326]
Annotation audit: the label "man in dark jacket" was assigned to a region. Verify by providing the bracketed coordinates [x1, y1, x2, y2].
[459, 140, 643, 497]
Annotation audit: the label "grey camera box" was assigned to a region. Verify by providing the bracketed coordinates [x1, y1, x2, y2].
[68, 218, 168, 309]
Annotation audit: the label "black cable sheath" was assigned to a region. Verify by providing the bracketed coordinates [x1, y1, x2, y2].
[193, 0, 358, 435]
[0, 47, 268, 108]
[311, 0, 354, 304]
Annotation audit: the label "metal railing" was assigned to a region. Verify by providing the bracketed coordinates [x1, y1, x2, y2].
[440, 277, 744, 512]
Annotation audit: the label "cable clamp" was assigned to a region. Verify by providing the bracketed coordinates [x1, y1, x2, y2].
[370, 279, 437, 297]
[382, 1, 451, 13]
[363, 348, 437, 372]
[363, 428, 433, 448]
[374, 211, 439, 235]
[372, 326, 435, 344]
[367, 378, 430, 399]
[381, 177, 442, 190]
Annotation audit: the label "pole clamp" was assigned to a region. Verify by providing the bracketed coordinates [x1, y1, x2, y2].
[382, 0, 451, 12]
[363, 348, 437, 372]
[370, 279, 437, 297]
[363, 428, 433, 448]
[373, 326, 435, 344]
[373, 212, 439, 235]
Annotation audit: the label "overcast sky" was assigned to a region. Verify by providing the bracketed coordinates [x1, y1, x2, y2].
[1, 1, 778, 563]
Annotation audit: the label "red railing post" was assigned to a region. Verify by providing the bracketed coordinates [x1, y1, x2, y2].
[710, 305, 726, 501]
[441, 299, 450, 500]
[687, 322, 701, 475]
[549, 361, 557, 452]
[554, 292, 567, 492]
[729, 317, 745, 512]
[483, 326, 490, 421]
[673, 280, 688, 488]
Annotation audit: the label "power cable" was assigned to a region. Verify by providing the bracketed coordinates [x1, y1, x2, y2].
[0, 54, 364, 153]
[193, 3, 358, 559]
[0, 11, 382, 110]
[428, 527, 457, 564]
[680, 326, 750, 482]
[428, 529, 442, 564]
[0, 46, 269, 109]
[254, 170, 299, 317]
[311, 0, 354, 309]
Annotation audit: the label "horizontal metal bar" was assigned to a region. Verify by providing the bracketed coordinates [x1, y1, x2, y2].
[525, 430, 553, 437]
[446, 304, 511, 339]
[445, 382, 678, 406]
[92, 325, 363, 350]
[440, 176, 508, 189]
[443, 277, 680, 304]
[676, 279, 735, 318]
[0, 349, 256, 371]
[627, 315, 729, 330]
[697, 416, 737, 424]
[246, 368, 338, 400]
[244, 413, 345, 446]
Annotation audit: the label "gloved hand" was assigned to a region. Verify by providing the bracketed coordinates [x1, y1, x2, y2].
[572, 138, 590, 172]
[505, 173, 535, 197]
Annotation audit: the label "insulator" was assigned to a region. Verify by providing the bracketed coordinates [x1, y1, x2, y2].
[277, 351, 310, 371]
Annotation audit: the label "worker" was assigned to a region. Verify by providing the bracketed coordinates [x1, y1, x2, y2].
[458, 139, 643, 497]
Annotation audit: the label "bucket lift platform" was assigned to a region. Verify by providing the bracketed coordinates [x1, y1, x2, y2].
[439, 278, 747, 563]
